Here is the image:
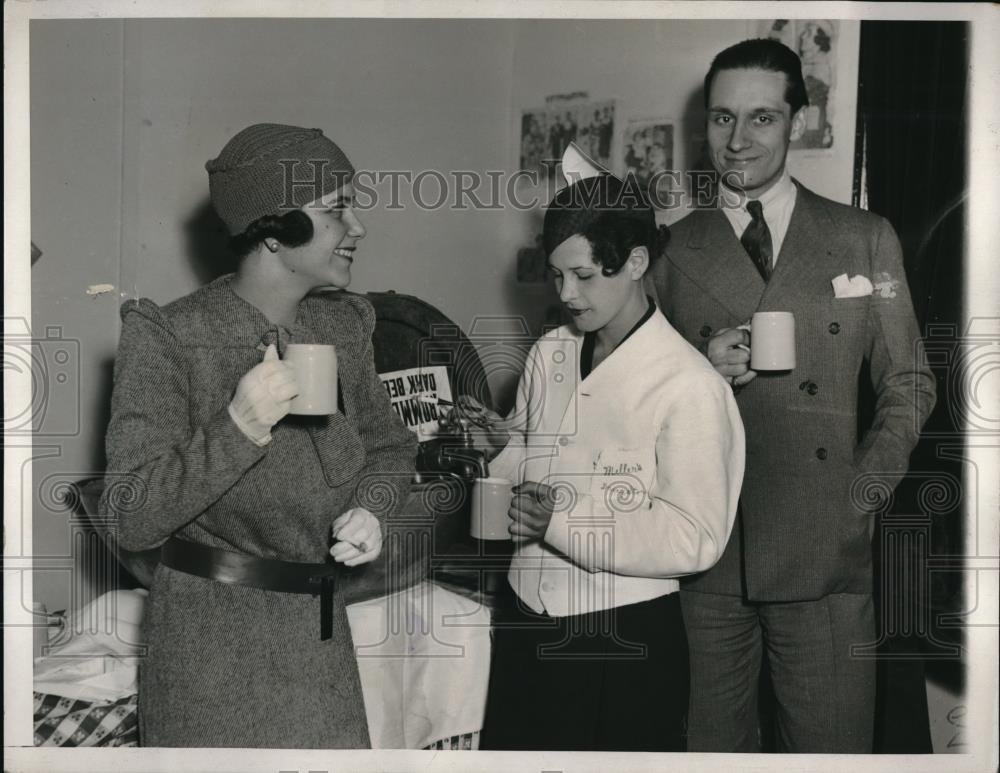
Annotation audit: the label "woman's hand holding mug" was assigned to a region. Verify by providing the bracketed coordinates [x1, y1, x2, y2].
[508, 481, 556, 541]
[228, 343, 300, 444]
[330, 507, 383, 565]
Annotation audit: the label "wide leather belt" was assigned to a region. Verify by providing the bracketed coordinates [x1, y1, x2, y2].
[161, 537, 339, 640]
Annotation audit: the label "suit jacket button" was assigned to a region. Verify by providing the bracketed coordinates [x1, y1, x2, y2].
[807, 382, 819, 395]
[699, 325, 712, 338]
[828, 322, 841, 334]
[815, 447, 828, 460]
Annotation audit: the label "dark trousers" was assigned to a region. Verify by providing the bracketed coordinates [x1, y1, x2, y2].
[480, 593, 688, 752]
[680, 589, 876, 753]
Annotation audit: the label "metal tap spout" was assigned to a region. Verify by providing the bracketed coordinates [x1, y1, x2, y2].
[437, 445, 490, 480]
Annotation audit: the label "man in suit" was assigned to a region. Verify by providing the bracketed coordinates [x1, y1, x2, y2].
[650, 38, 936, 753]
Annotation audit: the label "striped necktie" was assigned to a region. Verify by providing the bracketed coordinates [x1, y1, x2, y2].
[741, 199, 773, 281]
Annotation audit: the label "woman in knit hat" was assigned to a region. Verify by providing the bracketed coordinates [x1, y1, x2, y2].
[101, 123, 417, 747]
[460, 145, 746, 751]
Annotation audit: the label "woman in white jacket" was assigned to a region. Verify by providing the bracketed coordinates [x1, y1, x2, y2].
[471, 154, 745, 751]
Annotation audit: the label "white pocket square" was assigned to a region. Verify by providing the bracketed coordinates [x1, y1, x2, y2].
[831, 273, 874, 298]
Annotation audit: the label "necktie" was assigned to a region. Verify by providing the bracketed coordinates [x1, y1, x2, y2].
[741, 199, 773, 281]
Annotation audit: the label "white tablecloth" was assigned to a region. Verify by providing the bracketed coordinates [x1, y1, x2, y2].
[33, 590, 147, 703]
[34, 582, 492, 750]
[347, 581, 492, 749]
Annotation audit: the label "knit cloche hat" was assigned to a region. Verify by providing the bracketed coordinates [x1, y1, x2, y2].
[205, 123, 355, 236]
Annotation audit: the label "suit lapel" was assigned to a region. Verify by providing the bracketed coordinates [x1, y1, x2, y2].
[760, 182, 847, 307]
[669, 207, 766, 321]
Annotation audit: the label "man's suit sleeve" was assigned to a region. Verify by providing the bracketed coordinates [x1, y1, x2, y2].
[854, 216, 936, 476]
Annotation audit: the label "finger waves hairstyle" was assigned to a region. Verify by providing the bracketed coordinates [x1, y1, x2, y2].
[542, 174, 670, 275]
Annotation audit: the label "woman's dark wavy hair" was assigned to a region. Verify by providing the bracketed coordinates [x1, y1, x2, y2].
[229, 209, 315, 259]
[542, 175, 670, 276]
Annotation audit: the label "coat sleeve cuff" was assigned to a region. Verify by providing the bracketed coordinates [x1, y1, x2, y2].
[226, 403, 273, 446]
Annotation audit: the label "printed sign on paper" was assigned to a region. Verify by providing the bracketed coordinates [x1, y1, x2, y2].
[378, 365, 453, 440]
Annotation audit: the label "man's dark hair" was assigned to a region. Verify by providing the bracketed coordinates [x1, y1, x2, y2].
[703, 38, 809, 115]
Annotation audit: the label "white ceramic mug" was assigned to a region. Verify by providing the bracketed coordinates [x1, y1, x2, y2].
[745, 311, 796, 371]
[284, 344, 338, 415]
[470, 477, 514, 541]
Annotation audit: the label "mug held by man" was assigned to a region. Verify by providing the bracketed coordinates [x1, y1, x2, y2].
[748, 311, 796, 371]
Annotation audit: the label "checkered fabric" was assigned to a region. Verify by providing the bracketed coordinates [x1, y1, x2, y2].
[33, 691, 138, 747]
[424, 731, 479, 750]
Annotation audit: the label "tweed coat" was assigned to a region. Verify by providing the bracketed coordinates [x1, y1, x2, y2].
[651, 182, 936, 602]
[101, 275, 417, 747]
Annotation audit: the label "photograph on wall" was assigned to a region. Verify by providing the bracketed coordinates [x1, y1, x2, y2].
[622, 117, 675, 197]
[757, 19, 838, 150]
[544, 90, 588, 176]
[519, 108, 549, 175]
[576, 99, 615, 170]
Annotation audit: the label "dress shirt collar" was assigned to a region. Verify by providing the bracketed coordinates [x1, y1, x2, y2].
[719, 168, 797, 263]
[720, 167, 795, 212]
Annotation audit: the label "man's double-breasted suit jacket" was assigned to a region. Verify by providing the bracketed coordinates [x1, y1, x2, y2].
[652, 182, 936, 601]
